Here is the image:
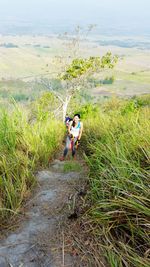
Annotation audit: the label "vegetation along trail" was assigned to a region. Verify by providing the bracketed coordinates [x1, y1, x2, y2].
[0, 95, 150, 267]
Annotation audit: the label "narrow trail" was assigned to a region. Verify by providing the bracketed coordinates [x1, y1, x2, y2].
[0, 159, 86, 267]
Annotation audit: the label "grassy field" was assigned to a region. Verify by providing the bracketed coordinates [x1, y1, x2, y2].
[0, 35, 150, 102]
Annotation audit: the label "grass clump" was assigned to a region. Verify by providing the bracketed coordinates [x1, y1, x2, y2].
[81, 96, 150, 267]
[63, 161, 82, 173]
[0, 99, 65, 225]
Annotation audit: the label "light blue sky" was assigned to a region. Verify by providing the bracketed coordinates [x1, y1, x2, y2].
[0, 0, 149, 35]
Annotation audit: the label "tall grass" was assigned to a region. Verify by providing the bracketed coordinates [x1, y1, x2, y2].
[0, 101, 65, 224]
[81, 97, 150, 267]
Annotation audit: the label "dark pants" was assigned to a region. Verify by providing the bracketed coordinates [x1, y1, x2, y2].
[63, 136, 78, 157]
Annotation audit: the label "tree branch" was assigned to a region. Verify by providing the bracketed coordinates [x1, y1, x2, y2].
[39, 79, 64, 103]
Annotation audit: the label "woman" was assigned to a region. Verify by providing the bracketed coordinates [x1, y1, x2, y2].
[60, 114, 83, 160]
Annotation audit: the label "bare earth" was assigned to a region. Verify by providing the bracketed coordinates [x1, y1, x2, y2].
[0, 159, 85, 267]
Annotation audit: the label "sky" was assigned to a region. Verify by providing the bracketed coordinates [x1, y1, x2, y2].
[0, 0, 149, 35]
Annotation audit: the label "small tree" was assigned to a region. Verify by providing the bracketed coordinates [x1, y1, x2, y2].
[38, 26, 118, 121]
[40, 52, 118, 122]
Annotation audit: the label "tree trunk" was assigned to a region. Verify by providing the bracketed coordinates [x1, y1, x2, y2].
[62, 95, 71, 122]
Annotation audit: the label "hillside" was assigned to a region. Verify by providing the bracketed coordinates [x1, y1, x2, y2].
[0, 34, 150, 266]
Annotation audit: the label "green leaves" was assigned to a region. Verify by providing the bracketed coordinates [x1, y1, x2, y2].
[60, 53, 118, 80]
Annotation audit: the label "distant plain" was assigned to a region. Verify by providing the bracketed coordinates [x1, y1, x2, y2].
[0, 35, 150, 103]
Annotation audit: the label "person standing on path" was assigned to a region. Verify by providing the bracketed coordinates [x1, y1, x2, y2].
[60, 114, 83, 160]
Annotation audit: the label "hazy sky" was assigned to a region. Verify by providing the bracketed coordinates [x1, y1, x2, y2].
[0, 0, 150, 34]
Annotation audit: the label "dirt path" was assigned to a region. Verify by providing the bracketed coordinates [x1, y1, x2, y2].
[0, 159, 85, 267]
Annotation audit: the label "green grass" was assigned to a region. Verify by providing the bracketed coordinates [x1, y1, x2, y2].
[0, 98, 65, 224]
[81, 96, 150, 267]
[63, 161, 82, 173]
